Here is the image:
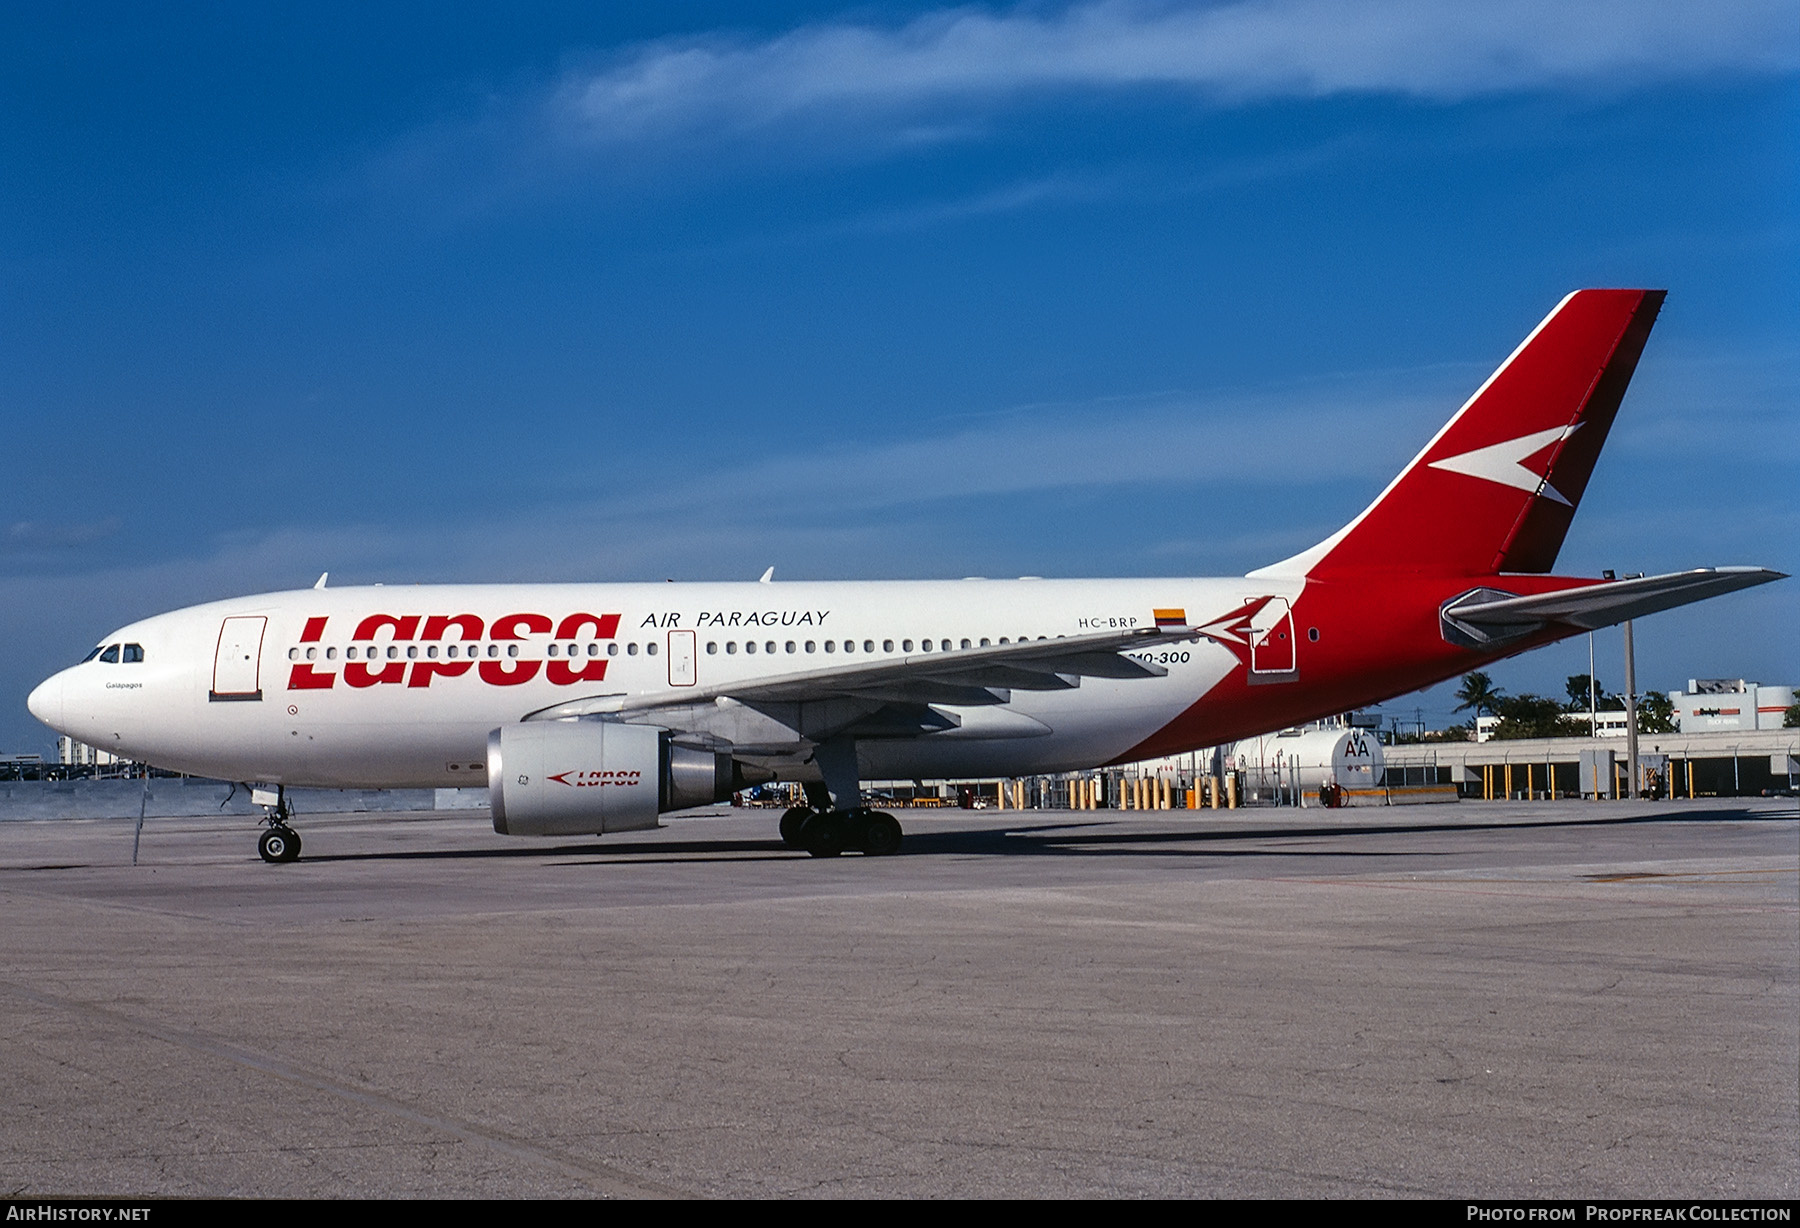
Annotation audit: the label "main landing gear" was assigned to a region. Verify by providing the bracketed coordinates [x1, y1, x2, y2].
[778, 806, 903, 858]
[781, 739, 902, 858]
[254, 786, 302, 864]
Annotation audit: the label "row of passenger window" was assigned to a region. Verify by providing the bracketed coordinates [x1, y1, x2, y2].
[287, 641, 658, 661]
[83, 643, 144, 664]
[705, 636, 1043, 656]
[284, 634, 1050, 663]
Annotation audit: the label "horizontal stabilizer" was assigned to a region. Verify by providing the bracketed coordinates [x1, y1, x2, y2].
[1440, 567, 1784, 647]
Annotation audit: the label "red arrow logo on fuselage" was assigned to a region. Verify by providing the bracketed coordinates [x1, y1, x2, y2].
[1196, 597, 1277, 657]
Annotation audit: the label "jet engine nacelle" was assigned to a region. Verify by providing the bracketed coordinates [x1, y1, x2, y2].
[486, 721, 734, 837]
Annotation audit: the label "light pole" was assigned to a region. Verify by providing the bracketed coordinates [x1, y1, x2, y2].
[1588, 631, 1597, 738]
[1623, 618, 1639, 799]
[1602, 570, 1641, 800]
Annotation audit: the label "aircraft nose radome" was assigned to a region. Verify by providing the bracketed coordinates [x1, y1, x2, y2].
[26, 673, 64, 731]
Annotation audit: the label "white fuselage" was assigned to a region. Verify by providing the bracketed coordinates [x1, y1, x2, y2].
[29, 577, 1298, 788]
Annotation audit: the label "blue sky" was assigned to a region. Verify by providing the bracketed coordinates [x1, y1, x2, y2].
[3, 1, 1796, 754]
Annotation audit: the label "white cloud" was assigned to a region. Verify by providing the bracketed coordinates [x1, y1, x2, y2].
[555, 0, 1800, 141]
[3, 517, 123, 555]
[570, 366, 1473, 528]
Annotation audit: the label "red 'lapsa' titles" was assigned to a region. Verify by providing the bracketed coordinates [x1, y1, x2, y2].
[547, 769, 643, 787]
[286, 613, 623, 692]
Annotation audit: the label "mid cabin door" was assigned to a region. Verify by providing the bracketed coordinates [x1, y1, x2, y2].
[667, 629, 697, 687]
[212, 616, 267, 701]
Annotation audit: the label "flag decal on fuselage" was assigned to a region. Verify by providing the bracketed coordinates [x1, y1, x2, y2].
[1154, 608, 1187, 627]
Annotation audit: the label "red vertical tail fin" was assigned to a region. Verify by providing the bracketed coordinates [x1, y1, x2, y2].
[1253, 289, 1665, 580]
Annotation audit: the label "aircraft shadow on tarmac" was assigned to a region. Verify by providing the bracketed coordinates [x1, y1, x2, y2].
[293, 804, 1793, 867]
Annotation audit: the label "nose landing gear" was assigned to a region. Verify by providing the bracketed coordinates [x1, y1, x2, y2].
[253, 785, 302, 864]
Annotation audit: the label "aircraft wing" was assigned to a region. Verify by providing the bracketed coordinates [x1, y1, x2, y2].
[523, 624, 1201, 723]
[1441, 566, 1784, 646]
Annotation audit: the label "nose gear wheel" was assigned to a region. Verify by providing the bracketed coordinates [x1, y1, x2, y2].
[258, 824, 301, 863]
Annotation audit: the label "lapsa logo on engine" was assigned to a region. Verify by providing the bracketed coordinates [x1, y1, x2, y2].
[547, 770, 643, 788]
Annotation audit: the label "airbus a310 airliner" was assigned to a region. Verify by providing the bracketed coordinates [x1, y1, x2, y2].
[26, 290, 1783, 862]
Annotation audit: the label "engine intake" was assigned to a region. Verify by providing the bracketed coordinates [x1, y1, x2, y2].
[487, 721, 735, 837]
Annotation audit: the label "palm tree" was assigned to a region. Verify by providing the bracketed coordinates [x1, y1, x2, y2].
[1454, 671, 1503, 721]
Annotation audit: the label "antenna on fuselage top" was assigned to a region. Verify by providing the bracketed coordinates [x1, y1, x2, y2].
[759, 567, 774, 583]
[314, 572, 328, 590]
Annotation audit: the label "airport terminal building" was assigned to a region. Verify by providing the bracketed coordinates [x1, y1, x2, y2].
[1670, 678, 1796, 733]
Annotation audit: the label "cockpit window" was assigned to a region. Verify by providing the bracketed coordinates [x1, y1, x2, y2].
[122, 643, 144, 663]
[81, 646, 104, 663]
[99, 644, 120, 664]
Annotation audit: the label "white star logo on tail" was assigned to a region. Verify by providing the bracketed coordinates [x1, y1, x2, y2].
[1427, 423, 1581, 506]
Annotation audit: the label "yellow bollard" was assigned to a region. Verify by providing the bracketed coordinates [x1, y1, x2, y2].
[1226, 773, 1238, 809]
